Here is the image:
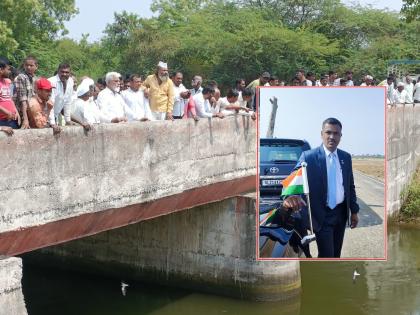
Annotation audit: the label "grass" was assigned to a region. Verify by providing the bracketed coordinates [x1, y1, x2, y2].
[352, 158, 384, 181]
[398, 165, 420, 222]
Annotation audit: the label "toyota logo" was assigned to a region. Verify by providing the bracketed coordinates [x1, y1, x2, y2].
[269, 167, 279, 173]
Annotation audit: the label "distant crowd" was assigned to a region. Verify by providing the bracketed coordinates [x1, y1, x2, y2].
[1, 55, 419, 136]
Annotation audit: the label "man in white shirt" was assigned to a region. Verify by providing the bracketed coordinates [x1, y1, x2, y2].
[296, 69, 313, 86]
[121, 74, 154, 122]
[413, 76, 420, 103]
[217, 89, 255, 119]
[360, 75, 374, 86]
[190, 75, 203, 96]
[96, 72, 133, 123]
[344, 71, 354, 86]
[403, 74, 414, 103]
[193, 87, 224, 119]
[393, 82, 411, 105]
[171, 71, 190, 119]
[71, 78, 114, 128]
[48, 63, 75, 128]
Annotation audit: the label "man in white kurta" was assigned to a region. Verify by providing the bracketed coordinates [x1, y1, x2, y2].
[393, 82, 411, 104]
[48, 63, 74, 127]
[171, 72, 190, 119]
[193, 87, 223, 119]
[96, 72, 133, 123]
[121, 74, 154, 121]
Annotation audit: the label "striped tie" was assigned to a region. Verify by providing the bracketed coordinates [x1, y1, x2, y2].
[327, 153, 337, 209]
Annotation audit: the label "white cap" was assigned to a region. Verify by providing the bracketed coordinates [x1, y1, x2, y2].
[366, 75, 373, 80]
[77, 83, 91, 97]
[158, 61, 168, 69]
[397, 82, 404, 87]
[80, 77, 94, 87]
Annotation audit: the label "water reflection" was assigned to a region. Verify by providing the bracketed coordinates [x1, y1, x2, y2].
[22, 225, 420, 315]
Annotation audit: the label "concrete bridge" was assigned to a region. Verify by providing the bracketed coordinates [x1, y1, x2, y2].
[387, 104, 420, 216]
[0, 117, 300, 313]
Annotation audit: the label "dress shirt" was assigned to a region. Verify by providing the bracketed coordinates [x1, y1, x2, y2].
[143, 74, 174, 113]
[193, 93, 213, 118]
[14, 72, 37, 110]
[121, 88, 154, 121]
[393, 89, 410, 104]
[345, 80, 354, 86]
[96, 87, 134, 122]
[48, 75, 74, 125]
[323, 145, 345, 206]
[172, 83, 188, 117]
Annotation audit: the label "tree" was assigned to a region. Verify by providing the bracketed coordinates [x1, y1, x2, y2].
[401, 0, 420, 22]
[0, 0, 78, 63]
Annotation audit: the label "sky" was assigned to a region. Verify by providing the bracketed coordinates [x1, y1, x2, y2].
[64, 0, 403, 42]
[259, 87, 385, 155]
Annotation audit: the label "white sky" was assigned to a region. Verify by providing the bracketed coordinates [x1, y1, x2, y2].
[259, 87, 386, 155]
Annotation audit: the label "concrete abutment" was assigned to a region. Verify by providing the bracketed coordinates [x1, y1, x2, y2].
[24, 196, 301, 301]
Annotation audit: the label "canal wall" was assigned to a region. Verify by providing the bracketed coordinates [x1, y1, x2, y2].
[387, 105, 420, 216]
[25, 195, 301, 301]
[0, 257, 27, 315]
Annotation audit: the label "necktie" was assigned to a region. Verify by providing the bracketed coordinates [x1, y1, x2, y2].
[327, 153, 337, 209]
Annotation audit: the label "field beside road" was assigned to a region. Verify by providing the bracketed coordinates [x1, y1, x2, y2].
[352, 158, 384, 181]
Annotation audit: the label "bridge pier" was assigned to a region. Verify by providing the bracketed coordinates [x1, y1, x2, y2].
[0, 256, 27, 315]
[25, 196, 301, 301]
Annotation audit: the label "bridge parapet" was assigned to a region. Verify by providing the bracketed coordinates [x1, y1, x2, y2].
[0, 117, 256, 253]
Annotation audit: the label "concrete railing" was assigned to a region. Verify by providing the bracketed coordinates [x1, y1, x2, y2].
[0, 116, 256, 235]
[387, 104, 420, 216]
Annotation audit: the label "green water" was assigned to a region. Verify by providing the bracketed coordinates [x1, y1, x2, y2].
[22, 225, 420, 315]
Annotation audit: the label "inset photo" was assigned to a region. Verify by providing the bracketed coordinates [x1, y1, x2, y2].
[257, 87, 386, 260]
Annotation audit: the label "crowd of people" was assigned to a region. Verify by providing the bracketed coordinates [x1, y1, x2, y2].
[1, 55, 419, 136]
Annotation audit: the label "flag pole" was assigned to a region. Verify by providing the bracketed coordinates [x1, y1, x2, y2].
[301, 162, 316, 243]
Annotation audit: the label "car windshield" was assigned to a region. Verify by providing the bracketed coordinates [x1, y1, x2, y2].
[260, 144, 303, 162]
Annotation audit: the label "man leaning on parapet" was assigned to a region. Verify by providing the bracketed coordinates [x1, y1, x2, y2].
[143, 61, 174, 121]
[284, 118, 359, 258]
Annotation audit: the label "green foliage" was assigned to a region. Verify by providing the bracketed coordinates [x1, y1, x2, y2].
[0, 0, 78, 63]
[401, 0, 420, 22]
[122, 4, 339, 89]
[400, 166, 420, 220]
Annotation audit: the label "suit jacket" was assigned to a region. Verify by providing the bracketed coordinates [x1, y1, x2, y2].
[296, 145, 359, 232]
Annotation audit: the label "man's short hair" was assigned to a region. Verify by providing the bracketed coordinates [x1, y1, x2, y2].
[242, 88, 252, 97]
[345, 70, 353, 75]
[202, 86, 215, 95]
[270, 75, 279, 81]
[105, 72, 121, 84]
[322, 117, 342, 130]
[97, 77, 106, 85]
[24, 55, 38, 65]
[226, 89, 239, 98]
[235, 78, 245, 85]
[208, 80, 218, 88]
[297, 69, 305, 74]
[57, 63, 71, 71]
[129, 74, 143, 81]
[306, 72, 314, 77]
[328, 70, 336, 76]
[193, 75, 202, 82]
[0, 56, 11, 69]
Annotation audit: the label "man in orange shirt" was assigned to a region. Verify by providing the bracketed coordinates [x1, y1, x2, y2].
[27, 78, 60, 134]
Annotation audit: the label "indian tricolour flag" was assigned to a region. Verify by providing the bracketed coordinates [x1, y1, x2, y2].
[281, 165, 309, 196]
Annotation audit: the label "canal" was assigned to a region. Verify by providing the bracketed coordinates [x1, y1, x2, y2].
[22, 225, 420, 315]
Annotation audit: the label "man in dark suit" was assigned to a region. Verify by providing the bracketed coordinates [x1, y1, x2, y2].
[284, 117, 359, 258]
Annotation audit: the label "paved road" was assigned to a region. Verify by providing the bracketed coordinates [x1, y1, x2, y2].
[308, 171, 385, 258]
[260, 170, 385, 259]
